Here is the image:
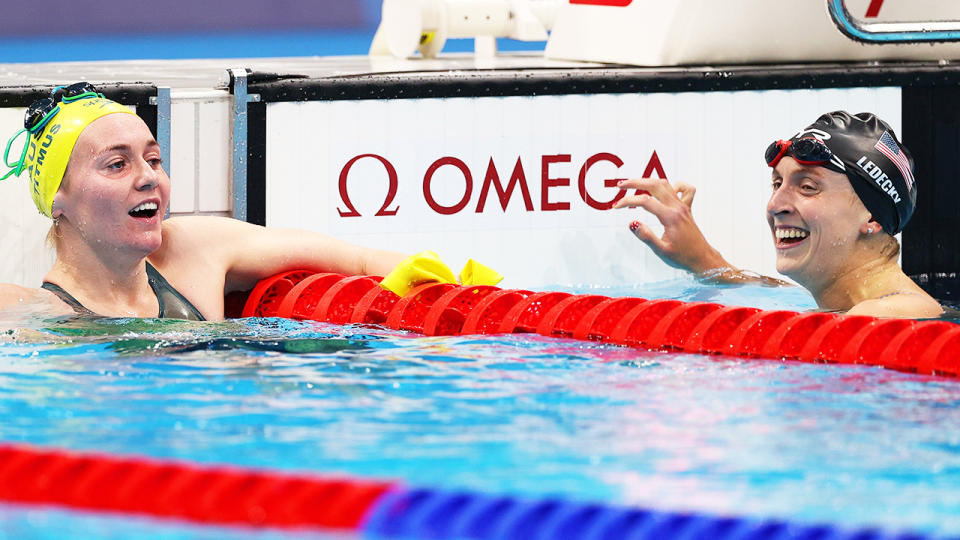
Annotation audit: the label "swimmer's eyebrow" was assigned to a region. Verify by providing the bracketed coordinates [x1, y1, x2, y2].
[97, 144, 130, 156]
[784, 163, 829, 181]
[95, 140, 160, 157]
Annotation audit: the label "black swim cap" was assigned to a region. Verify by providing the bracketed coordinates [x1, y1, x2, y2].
[777, 111, 917, 235]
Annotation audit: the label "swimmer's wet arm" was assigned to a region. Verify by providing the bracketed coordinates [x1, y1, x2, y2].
[614, 177, 788, 287]
[233, 222, 406, 282]
[165, 216, 406, 291]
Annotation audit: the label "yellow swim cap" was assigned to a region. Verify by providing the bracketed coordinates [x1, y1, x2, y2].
[23, 97, 135, 217]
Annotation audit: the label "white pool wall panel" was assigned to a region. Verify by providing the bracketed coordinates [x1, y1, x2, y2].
[264, 87, 901, 288]
[0, 106, 54, 289]
[169, 91, 232, 215]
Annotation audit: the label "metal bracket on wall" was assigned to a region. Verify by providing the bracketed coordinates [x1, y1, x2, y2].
[148, 86, 172, 218]
[828, 0, 960, 43]
[227, 68, 261, 223]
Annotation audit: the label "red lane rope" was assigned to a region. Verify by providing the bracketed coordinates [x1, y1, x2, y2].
[0, 444, 394, 529]
[241, 272, 960, 378]
[3, 443, 937, 540]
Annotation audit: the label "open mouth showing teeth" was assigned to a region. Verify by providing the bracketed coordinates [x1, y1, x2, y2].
[776, 227, 809, 245]
[129, 202, 159, 219]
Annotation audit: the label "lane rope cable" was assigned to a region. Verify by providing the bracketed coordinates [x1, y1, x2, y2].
[237, 271, 960, 378]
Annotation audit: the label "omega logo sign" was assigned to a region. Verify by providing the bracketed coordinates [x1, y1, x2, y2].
[337, 151, 666, 217]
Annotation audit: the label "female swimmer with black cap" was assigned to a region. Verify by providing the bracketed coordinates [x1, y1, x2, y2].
[0, 83, 408, 320]
[614, 111, 943, 319]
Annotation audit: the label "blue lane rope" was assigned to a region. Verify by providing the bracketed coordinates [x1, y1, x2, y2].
[362, 487, 948, 540]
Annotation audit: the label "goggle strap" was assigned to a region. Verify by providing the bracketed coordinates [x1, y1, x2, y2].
[793, 158, 829, 166]
[3, 129, 26, 169]
[0, 128, 29, 181]
[61, 91, 102, 103]
[5, 84, 103, 182]
[28, 105, 60, 135]
[767, 141, 790, 168]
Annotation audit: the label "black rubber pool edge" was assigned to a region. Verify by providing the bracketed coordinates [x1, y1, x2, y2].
[902, 86, 960, 301]
[246, 101, 267, 226]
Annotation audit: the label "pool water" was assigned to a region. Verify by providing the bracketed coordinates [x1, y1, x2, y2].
[1, 279, 959, 539]
[0, 30, 546, 63]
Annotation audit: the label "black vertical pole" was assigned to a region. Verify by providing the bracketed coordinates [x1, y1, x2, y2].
[902, 86, 960, 301]
[246, 101, 267, 226]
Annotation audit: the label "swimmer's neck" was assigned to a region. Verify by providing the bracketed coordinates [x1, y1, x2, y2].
[44, 226, 155, 307]
[806, 255, 914, 312]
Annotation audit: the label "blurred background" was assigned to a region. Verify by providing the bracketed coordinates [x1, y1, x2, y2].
[0, 0, 544, 63]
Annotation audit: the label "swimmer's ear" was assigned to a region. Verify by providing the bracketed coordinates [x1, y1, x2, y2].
[51, 192, 65, 219]
[860, 218, 882, 236]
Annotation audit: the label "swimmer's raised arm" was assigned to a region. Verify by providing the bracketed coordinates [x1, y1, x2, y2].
[613, 177, 787, 286]
[157, 216, 406, 293]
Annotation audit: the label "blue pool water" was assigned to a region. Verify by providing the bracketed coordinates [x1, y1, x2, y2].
[1, 279, 959, 539]
[0, 30, 546, 63]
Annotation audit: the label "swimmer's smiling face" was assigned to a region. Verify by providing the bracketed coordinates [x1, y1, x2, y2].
[767, 156, 872, 289]
[52, 113, 170, 257]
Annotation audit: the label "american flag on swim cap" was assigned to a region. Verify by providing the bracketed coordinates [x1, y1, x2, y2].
[875, 131, 915, 191]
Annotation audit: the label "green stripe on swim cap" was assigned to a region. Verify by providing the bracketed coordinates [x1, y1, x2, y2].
[25, 97, 135, 218]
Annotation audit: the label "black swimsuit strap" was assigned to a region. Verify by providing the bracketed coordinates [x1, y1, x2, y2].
[40, 282, 96, 316]
[144, 262, 206, 321]
[41, 263, 205, 321]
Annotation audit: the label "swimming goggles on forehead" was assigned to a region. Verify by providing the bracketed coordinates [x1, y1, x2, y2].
[764, 137, 846, 173]
[2, 82, 103, 180]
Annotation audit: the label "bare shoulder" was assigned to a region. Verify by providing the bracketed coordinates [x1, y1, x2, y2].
[0, 284, 73, 316]
[156, 216, 255, 260]
[847, 292, 944, 319]
[0, 283, 47, 306]
[161, 215, 250, 241]
[156, 216, 252, 268]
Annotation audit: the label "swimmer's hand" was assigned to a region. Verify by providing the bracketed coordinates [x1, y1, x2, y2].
[613, 177, 788, 286]
[613, 177, 730, 274]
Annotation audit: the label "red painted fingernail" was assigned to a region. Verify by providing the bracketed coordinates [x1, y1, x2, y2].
[629, 221, 640, 232]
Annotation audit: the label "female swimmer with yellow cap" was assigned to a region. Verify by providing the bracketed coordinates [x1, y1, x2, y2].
[0, 83, 411, 320]
[614, 111, 942, 319]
